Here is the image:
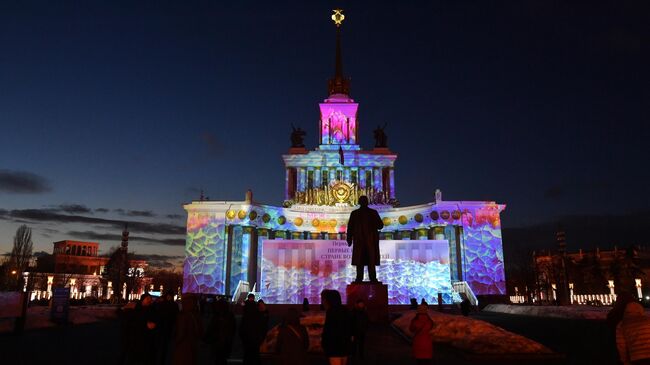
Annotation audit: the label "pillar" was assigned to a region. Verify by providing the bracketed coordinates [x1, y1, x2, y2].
[389, 168, 395, 198]
[247, 227, 259, 289]
[373, 168, 382, 191]
[359, 168, 366, 189]
[344, 168, 351, 183]
[329, 168, 336, 184]
[224, 225, 234, 296]
[314, 169, 322, 188]
[297, 167, 306, 192]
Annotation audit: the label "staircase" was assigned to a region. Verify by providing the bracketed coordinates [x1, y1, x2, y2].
[452, 281, 478, 306]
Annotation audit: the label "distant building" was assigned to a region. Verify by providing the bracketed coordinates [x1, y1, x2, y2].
[27, 239, 149, 301]
[530, 245, 649, 304]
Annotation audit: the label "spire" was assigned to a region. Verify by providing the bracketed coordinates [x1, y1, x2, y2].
[328, 9, 350, 96]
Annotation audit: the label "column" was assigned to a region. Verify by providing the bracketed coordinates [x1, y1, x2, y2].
[359, 168, 366, 189]
[344, 168, 351, 183]
[373, 168, 382, 191]
[389, 168, 395, 198]
[329, 168, 336, 184]
[224, 225, 234, 296]
[314, 169, 322, 188]
[247, 227, 259, 289]
[285, 168, 291, 200]
[297, 168, 306, 192]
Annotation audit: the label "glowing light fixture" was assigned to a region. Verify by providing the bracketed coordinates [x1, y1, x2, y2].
[331, 9, 345, 27]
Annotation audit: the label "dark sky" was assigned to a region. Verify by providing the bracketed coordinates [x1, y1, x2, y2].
[0, 1, 646, 266]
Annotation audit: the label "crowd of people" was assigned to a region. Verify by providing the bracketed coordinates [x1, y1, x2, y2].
[113, 286, 650, 365]
[113, 289, 378, 365]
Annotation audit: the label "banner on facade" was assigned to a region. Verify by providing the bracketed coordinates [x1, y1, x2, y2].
[260, 239, 451, 305]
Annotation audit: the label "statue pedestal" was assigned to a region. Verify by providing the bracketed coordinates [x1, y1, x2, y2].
[346, 282, 388, 323]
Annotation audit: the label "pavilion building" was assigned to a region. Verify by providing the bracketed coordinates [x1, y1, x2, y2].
[183, 10, 507, 304]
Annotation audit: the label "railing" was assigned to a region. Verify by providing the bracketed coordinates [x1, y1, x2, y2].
[231, 280, 250, 304]
[452, 281, 478, 306]
[572, 293, 616, 305]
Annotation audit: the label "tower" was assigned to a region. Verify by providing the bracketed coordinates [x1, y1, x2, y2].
[319, 9, 359, 150]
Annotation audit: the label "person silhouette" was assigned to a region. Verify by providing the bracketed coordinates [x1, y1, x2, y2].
[346, 195, 384, 282]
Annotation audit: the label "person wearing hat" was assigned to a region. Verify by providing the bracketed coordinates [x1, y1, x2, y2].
[409, 304, 434, 364]
[617, 301, 650, 365]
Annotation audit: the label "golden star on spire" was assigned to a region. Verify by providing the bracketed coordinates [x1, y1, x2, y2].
[331, 9, 345, 27]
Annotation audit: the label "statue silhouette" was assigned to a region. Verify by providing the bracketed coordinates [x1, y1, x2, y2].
[290, 124, 306, 148]
[373, 123, 388, 148]
[346, 196, 384, 282]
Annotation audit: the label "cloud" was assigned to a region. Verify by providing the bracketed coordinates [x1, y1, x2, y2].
[0, 209, 184, 235]
[126, 210, 156, 217]
[0, 169, 52, 194]
[53, 204, 92, 214]
[131, 254, 184, 269]
[114, 209, 156, 217]
[95, 208, 109, 213]
[166, 214, 184, 219]
[67, 230, 185, 246]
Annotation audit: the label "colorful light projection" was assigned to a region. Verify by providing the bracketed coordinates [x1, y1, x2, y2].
[183, 203, 506, 298]
[184, 213, 227, 294]
[460, 206, 505, 295]
[260, 239, 453, 304]
[319, 100, 358, 146]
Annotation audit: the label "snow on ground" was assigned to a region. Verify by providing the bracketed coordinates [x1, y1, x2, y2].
[392, 310, 554, 355]
[483, 304, 650, 320]
[0, 305, 118, 333]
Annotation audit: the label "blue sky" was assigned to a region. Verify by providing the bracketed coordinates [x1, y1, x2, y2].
[0, 1, 645, 267]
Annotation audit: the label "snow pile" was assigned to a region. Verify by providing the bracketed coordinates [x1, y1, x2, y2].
[392, 310, 553, 355]
[260, 311, 326, 353]
[0, 305, 118, 333]
[484, 304, 620, 320]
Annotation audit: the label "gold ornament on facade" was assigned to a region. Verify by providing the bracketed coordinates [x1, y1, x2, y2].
[294, 217, 303, 226]
[226, 210, 236, 219]
[290, 180, 393, 207]
[237, 210, 247, 220]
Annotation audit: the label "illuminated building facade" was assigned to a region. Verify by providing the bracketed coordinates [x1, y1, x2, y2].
[183, 10, 507, 304]
[27, 239, 149, 300]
